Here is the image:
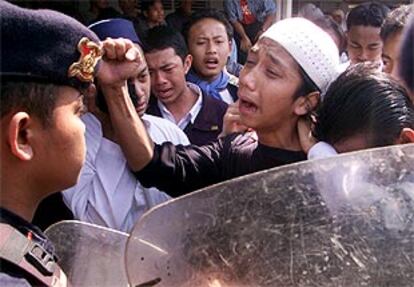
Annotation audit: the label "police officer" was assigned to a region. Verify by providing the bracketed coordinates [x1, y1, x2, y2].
[0, 1, 143, 285]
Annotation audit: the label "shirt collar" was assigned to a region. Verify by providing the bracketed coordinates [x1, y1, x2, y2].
[186, 82, 203, 124]
[157, 82, 203, 128]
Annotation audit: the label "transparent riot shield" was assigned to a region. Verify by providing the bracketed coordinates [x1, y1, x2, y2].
[45, 220, 129, 286]
[125, 144, 414, 287]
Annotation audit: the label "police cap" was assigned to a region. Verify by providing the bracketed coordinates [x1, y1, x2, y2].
[0, 0, 102, 91]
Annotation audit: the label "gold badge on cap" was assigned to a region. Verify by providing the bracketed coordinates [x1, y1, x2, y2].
[68, 37, 102, 82]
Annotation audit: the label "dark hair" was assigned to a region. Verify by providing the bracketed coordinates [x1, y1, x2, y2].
[144, 25, 189, 61]
[380, 5, 414, 42]
[1, 81, 59, 127]
[183, 8, 233, 43]
[313, 16, 347, 54]
[141, 0, 161, 12]
[95, 7, 122, 22]
[314, 63, 414, 147]
[294, 65, 320, 100]
[346, 2, 390, 30]
[399, 15, 414, 93]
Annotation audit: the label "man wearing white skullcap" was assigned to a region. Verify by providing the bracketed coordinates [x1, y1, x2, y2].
[102, 17, 342, 197]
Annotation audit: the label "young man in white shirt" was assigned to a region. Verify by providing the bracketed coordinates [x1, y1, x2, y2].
[62, 19, 190, 233]
[144, 25, 229, 145]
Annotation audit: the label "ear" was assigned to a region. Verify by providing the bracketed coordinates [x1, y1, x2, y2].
[183, 54, 193, 75]
[8, 112, 34, 161]
[397, 128, 414, 144]
[293, 91, 321, 116]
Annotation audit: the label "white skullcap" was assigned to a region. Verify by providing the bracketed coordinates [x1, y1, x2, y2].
[260, 17, 342, 96]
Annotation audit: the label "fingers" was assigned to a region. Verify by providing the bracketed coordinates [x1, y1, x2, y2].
[221, 101, 249, 137]
[297, 116, 317, 154]
[101, 38, 117, 60]
[223, 103, 241, 123]
[102, 38, 140, 62]
[97, 38, 144, 86]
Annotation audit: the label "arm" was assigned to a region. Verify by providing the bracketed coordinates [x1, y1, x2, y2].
[232, 21, 252, 53]
[257, 1, 276, 38]
[255, 0, 277, 39]
[260, 13, 276, 33]
[135, 140, 225, 197]
[97, 39, 154, 172]
[224, 0, 252, 52]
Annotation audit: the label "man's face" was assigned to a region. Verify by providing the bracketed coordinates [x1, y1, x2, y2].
[93, 0, 109, 9]
[129, 53, 151, 117]
[382, 32, 402, 77]
[237, 38, 303, 133]
[118, 0, 135, 13]
[187, 18, 231, 82]
[37, 86, 86, 191]
[145, 47, 191, 105]
[147, 0, 165, 25]
[347, 25, 383, 64]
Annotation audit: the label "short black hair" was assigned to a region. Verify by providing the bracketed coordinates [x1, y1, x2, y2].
[399, 15, 414, 93]
[144, 25, 189, 62]
[314, 63, 414, 148]
[294, 65, 320, 100]
[183, 8, 233, 44]
[1, 81, 59, 127]
[380, 5, 414, 42]
[346, 2, 390, 30]
[141, 0, 161, 12]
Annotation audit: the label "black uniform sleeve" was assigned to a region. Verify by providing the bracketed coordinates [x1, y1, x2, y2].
[134, 139, 225, 197]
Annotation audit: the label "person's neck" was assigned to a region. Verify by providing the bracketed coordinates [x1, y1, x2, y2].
[124, 9, 138, 18]
[256, 119, 302, 151]
[1, 184, 39, 222]
[196, 72, 221, 83]
[163, 85, 198, 123]
[147, 20, 161, 28]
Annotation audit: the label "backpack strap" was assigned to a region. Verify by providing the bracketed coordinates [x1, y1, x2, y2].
[0, 223, 68, 287]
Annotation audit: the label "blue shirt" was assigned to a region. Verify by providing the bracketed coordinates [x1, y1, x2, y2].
[224, 0, 277, 23]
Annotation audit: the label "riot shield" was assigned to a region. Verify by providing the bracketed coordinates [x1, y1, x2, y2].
[45, 220, 129, 286]
[125, 144, 414, 287]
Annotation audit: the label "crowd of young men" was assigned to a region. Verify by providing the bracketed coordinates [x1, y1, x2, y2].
[1, 0, 414, 285]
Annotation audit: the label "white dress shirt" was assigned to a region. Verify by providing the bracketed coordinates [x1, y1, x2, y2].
[63, 113, 190, 233]
[157, 82, 203, 130]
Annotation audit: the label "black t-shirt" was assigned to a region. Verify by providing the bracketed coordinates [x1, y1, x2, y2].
[135, 132, 306, 197]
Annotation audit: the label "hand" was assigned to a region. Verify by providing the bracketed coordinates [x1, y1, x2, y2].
[297, 116, 317, 154]
[219, 101, 250, 137]
[240, 36, 252, 53]
[96, 38, 143, 88]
